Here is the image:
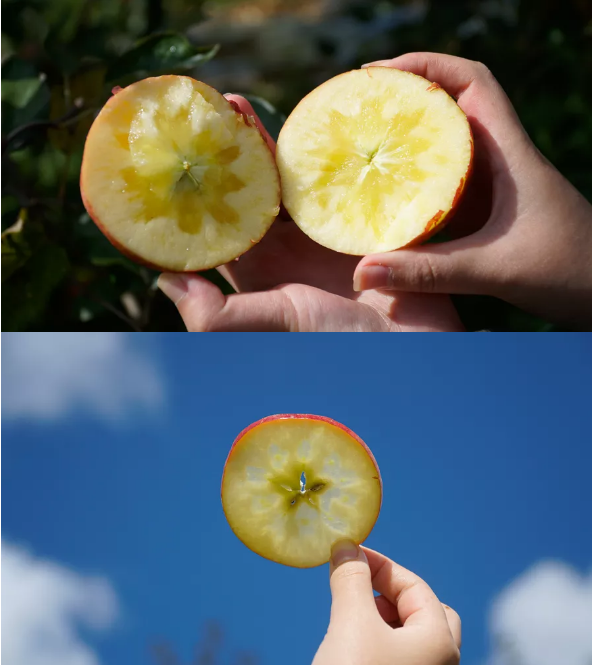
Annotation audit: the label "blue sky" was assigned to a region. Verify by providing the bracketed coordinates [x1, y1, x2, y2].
[3, 334, 592, 665]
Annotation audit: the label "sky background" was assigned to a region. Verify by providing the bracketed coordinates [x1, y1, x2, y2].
[2, 334, 592, 665]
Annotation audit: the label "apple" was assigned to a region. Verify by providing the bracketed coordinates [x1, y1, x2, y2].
[221, 414, 382, 568]
[80, 76, 280, 272]
[276, 67, 473, 255]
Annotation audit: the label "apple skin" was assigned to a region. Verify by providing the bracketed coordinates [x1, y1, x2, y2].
[79, 76, 280, 273]
[277, 66, 474, 254]
[79, 187, 171, 271]
[401, 127, 474, 248]
[221, 413, 382, 568]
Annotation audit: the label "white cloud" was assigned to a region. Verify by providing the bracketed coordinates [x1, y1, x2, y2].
[1, 541, 119, 665]
[485, 560, 592, 665]
[2, 332, 164, 420]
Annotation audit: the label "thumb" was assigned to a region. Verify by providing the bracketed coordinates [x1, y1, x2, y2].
[328, 540, 377, 625]
[157, 273, 297, 331]
[353, 238, 490, 295]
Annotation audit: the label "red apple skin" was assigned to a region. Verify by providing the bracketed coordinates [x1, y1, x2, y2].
[221, 414, 382, 568]
[277, 67, 474, 254]
[79, 76, 280, 273]
[79, 187, 171, 271]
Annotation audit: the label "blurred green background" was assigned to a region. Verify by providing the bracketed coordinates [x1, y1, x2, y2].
[2, 0, 591, 331]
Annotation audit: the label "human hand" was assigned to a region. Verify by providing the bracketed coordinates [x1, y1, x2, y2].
[157, 95, 464, 331]
[313, 540, 460, 665]
[354, 52, 592, 330]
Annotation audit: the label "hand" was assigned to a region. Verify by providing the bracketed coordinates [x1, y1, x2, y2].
[157, 95, 463, 331]
[313, 540, 461, 665]
[354, 52, 592, 330]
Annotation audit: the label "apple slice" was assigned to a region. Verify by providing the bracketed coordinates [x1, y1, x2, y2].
[221, 414, 382, 568]
[80, 76, 280, 271]
[276, 67, 473, 255]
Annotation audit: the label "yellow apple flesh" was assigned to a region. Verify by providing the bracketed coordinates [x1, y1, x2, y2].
[80, 76, 280, 271]
[276, 67, 473, 255]
[221, 414, 382, 568]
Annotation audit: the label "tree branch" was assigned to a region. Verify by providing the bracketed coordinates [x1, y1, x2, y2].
[2, 104, 96, 155]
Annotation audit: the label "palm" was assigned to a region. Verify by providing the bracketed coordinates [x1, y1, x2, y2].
[217, 217, 459, 331]
[219, 218, 358, 295]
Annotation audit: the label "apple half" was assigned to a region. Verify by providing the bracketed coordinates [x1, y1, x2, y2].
[276, 67, 473, 255]
[221, 414, 382, 568]
[80, 76, 280, 271]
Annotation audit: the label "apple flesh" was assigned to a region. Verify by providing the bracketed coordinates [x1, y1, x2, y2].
[221, 414, 382, 568]
[276, 67, 473, 255]
[80, 76, 280, 272]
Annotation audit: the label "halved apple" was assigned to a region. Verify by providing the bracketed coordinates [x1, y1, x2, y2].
[276, 67, 473, 255]
[80, 76, 280, 271]
[221, 414, 382, 568]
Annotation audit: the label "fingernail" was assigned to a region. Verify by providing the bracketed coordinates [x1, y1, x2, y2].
[353, 265, 392, 292]
[157, 273, 190, 305]
[331, 539, 359, 568]
[361, 60, 387, 68]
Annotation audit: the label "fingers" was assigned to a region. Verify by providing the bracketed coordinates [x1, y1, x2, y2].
[330, 543, 461, 663]
[356, 51, 536, 298]
[224, 94, 276, 155]
[442, 604, 462, 648]
[362, 547, 450, 633]
[353, 237, 489, 295]
[375, 595, 462, 648]
[365, 52, 486, 99]
[328, 540, 379, 625]
[157, 273, 297, 331]
[374, 594, 399, 625]
[364, 52, 531, 172]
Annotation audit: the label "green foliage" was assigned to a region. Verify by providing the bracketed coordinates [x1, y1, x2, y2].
[105, 33, 218, 85]
[2, 0, 214, 330]
[2, 210, 69, 330]
[2, 0, 590, 331]
[2, 57, 51, 139]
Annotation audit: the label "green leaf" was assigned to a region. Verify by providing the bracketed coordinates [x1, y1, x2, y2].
[2, 81, 50, 137]
[2, 211, 32, 281]
[2, 76, 46, 108]
[1, 56, 50, 136]
[2, 242, 69, 330]
[106, 33, 219, 84]
[48, 65, 106, 152]
[1, 211, 69, 330]
[2, 33, 14, 59]
[242, 94, 286, 142]
[43, 27, 112, 76]
[44, 0, 87, 45]
[73, 213, 142, 274]
[2, 195, 20, 232]
[1, 56, 38, 83]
